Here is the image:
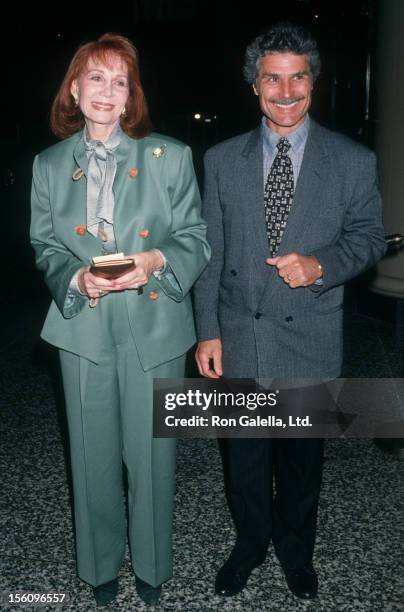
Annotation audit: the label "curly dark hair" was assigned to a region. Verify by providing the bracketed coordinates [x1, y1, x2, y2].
[244, 22, 321, 84]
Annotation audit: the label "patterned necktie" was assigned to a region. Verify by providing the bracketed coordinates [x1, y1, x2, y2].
[264, 137, 294, 257]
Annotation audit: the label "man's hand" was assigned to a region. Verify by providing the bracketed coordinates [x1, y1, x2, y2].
[195, 339, 223, 379]
[266, 253, 322, 288]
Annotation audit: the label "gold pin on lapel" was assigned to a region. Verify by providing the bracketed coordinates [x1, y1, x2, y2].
[128, 168, 139, 178]
[72, 168, 84, 181]
[153, 145, 166, 158]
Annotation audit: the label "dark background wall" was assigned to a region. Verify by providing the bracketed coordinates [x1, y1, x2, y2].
[1, 0, 383, 313]
[2, 0, 378, 148]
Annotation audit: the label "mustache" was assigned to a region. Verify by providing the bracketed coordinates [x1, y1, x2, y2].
[270, 96, 304, 105]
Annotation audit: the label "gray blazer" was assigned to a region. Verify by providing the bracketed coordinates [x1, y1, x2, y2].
[193, 119, 386, 378]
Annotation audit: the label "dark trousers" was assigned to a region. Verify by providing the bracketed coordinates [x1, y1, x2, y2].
[219, 437, 324, 572]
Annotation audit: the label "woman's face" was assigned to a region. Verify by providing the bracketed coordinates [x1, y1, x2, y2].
[71, 53, 130, 140]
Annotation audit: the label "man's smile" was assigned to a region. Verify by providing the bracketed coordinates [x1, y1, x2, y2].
[270, 97, 305, 108]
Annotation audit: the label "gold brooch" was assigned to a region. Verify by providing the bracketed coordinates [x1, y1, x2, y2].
[153, 145, 166, 158]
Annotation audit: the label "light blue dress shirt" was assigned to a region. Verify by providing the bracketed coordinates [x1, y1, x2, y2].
[261, 113, 310, 187]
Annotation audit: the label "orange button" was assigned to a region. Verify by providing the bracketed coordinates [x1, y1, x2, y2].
[149, 291, 159, 300]
[75, 224, 87, 236]
[128, 168, 139, 177]
[139, 229, 150, 238]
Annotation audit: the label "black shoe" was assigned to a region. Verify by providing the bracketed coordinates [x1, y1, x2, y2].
[135, 575, 162, 605]
[283, 565, 318, 599]
[215, 562, 252, 597]
[92, 578, 118, 607]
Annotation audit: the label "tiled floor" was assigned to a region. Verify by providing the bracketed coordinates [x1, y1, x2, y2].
[1, 299, 403, 611]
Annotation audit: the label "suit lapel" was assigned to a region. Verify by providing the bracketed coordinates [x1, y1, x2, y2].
[73, 134, 88, 177]
[67, 135, 100, 259]
[275, 120, 328, 256]
[113, 133, 140, 253]
[241, 129, 273, 305]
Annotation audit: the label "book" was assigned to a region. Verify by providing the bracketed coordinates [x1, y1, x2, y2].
[90, 253, 135, 279]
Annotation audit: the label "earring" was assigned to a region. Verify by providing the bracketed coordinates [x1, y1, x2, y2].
[121, 106, 126, 117]
[73, 95, 79, 107]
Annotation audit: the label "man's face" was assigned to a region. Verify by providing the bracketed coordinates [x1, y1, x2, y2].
[254, 52, 313, 135]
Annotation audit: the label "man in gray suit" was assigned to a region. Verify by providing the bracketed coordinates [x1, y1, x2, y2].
[194, 23, 385, 600]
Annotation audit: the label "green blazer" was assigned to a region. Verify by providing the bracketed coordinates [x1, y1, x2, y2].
[30, 130, 210, 370]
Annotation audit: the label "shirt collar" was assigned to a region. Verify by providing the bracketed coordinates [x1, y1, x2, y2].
[261, 113, 310, 154]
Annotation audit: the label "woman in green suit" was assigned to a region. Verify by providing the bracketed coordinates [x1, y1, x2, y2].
[30, 33, 210, 607]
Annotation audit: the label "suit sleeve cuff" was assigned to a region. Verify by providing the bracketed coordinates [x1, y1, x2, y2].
[63, 270, 86, 316]
[152, 249, 167, 280]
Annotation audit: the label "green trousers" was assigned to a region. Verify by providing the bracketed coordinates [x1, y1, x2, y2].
[59, 292, 185, 587]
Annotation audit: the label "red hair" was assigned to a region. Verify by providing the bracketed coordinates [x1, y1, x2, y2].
[50, 33, 152, 139]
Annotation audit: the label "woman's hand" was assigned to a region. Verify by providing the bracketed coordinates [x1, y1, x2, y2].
[77, 266, 115, 300]
[111, 250, 164, 291]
